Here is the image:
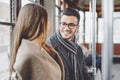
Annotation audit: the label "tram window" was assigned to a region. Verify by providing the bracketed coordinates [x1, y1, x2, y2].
[98, 18, 104, 43]
[85, 12, 92, 43]
[0, 25, 10, 70]
[113, 12, 120, 43]
[0, 25, 11, 70]
[98, 12, 120, 43]
[55, 0, 60, 31]
[78, 11, 84, 43]
[0, 25, 11, 55]
[84, 11, 97, 43]
[22, 0, 35, 7]
[0, 0, 10, 22]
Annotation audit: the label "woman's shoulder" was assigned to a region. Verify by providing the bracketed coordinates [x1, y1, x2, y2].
[41, 42, 58, 57]
[15, 40, 42, 63]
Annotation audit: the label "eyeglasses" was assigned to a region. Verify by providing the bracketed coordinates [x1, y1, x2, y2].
[60, 22, 78, 29]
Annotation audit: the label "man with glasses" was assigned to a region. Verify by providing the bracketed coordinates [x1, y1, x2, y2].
[47, 8, 91, 80]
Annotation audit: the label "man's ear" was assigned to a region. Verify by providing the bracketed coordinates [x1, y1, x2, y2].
[76, 25, 79, 31]
[77, 25, 80, 30]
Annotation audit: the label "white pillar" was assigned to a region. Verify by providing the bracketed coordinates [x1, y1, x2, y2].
[102, 0, 114, 80]
[90, 0, 97, 79]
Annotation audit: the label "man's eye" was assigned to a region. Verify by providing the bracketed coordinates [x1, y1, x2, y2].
[69, 23, 76, 26]
[62, 22, 67, 25]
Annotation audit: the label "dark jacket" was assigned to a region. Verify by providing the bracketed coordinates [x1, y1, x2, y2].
[47, 33, 91, 80]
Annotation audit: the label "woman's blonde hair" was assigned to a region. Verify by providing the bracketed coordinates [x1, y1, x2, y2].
[10, 3, 48, 72]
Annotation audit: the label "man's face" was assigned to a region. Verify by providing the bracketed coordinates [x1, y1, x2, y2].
[59, 15, 79, 40]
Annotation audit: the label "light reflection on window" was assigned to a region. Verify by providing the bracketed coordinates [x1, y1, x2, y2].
[98, 12, 120, 43]
[113, 17, 120, 43]
[79, 11, 120, 44]
[22, 0, 35, 7]
[0, 25, 11, 71]
[0, 0, 10, 22]
[0, 25, 11, 53]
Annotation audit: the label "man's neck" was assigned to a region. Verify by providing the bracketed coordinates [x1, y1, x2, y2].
[68, 36, 75, 42]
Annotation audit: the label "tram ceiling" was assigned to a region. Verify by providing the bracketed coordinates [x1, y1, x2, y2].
[63, 0, 120, 17]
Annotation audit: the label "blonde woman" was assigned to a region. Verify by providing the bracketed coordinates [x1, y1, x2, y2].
[10, 3, 64, 80]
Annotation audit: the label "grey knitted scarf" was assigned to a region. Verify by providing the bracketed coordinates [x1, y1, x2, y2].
[56, 32, 78, 80]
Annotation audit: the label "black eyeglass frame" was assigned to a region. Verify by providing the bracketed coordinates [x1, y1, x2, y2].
[60, 22, 78, 29]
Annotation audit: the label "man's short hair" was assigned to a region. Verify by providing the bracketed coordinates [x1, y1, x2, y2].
[62, 8, 80, 24]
